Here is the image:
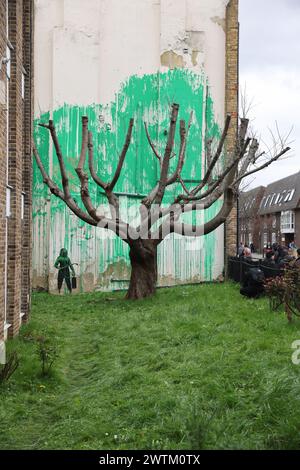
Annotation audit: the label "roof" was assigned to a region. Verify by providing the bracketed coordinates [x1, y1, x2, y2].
[258, 171, 300, 215]
[239, 186, 265, 218]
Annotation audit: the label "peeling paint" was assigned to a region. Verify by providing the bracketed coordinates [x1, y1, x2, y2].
[160, 51, 184, 69]
[191, 51, 199, 67]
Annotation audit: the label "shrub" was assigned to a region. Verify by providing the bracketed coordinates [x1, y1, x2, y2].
[0, 352, 19, 384]
[36, 336, 58, 377]
[264, 265, 300, 322]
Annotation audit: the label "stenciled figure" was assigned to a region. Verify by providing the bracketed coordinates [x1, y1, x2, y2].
[54, 248, 75, 294]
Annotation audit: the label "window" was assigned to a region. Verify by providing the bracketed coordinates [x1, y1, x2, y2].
[6, 186, 11, 217]
[272, 217, 277, 228]
[281, 210, 295, 233]
[284, 188, 295, 203]
[269, 193, 276, 206]
[272, 232, 277, 244]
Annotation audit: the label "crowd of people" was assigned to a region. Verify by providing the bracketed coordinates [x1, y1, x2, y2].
[238, 241, 300, 267]
[238, 242, 300, 298]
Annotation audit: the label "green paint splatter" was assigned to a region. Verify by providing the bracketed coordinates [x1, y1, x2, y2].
[33, 69, 223, 287]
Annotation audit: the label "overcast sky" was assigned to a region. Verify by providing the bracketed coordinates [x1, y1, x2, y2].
[239, 0, 300, 189]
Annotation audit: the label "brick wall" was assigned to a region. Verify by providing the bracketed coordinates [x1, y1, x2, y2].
[225, 0, 239, 259]
[21, 0, 33, 323]
[0, 0, 7, 344]
[260, 211, 300, 252]
[0, 0, 33, 342]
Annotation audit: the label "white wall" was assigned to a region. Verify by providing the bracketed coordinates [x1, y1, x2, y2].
[35, 0, 229, 117]
[33, 0, 230, 290]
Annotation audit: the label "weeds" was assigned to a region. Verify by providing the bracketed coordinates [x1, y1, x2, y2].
[36, 336, 58, 377]
[0, 352, 19, 384]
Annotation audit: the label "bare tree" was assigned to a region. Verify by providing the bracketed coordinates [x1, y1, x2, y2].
[33, 103, 290, 299]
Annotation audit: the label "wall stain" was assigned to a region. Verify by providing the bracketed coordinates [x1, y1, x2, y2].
[210, 16, 226, 32]
[191, 50, 198, 66]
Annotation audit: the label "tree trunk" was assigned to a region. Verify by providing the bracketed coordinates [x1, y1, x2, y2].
[126, 241, 157, 300]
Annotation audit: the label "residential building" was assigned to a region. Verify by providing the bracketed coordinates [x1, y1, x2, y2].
[0, 0, 33, 357]
[238, 171, 300, 254]
[258, 171, 300, 250]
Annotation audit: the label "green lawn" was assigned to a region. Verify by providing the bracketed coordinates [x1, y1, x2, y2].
[1, 282, 300, 450]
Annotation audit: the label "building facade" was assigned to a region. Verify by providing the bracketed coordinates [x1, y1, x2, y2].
[239, 186, 265, 250]
[238, 172, 300, 253]
[0, 0, 33, 356]
[258, 172, 300, 251]
[32, 0, 238, 293]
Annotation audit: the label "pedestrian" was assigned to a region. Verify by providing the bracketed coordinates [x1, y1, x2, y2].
[238, 242, 244, 258]
[244, 244, 252, 258]
[295, 248, 300, 268]
[54, 248, 76, 294]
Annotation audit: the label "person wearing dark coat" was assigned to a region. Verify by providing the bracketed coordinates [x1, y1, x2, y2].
[240, 267, 265, 298]
[261, 251, 275, 266]
[274, 245, 288, 264]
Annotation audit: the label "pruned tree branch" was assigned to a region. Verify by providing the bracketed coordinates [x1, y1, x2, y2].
[144, 122, 162, 163]
[154, 103, 179, 205]
[88, 131, 108, 190]
[109, 118, 134, 190]
[33, 141, 98, 226]
[233, 145, 290, 187]
[75, 116, 100, 222]
[35, 117, 134, 240]
[167, 112, 193, 185]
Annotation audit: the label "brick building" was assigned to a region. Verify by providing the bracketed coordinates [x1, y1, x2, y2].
[258, 172, 300, 251]
[239, 186, 265, 250]
[238, 171, 300, 253]
[0, 0, 33, 357]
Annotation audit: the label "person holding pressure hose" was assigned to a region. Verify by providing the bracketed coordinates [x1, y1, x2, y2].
[54, 248, 76, 294]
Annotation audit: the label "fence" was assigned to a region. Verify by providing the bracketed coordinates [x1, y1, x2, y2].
[227, 257, 284, 284]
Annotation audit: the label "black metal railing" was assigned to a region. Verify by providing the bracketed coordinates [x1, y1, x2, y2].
[227, 256, 284, 284]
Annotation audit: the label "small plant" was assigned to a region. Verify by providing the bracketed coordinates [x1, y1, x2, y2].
[36, 336, 58, 376]
[0, 352, 19, 384]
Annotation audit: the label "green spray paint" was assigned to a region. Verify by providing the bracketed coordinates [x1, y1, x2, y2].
[33, 69, 223, 289]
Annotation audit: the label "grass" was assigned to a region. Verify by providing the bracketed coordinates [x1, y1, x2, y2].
[1, 282, 300, 450]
